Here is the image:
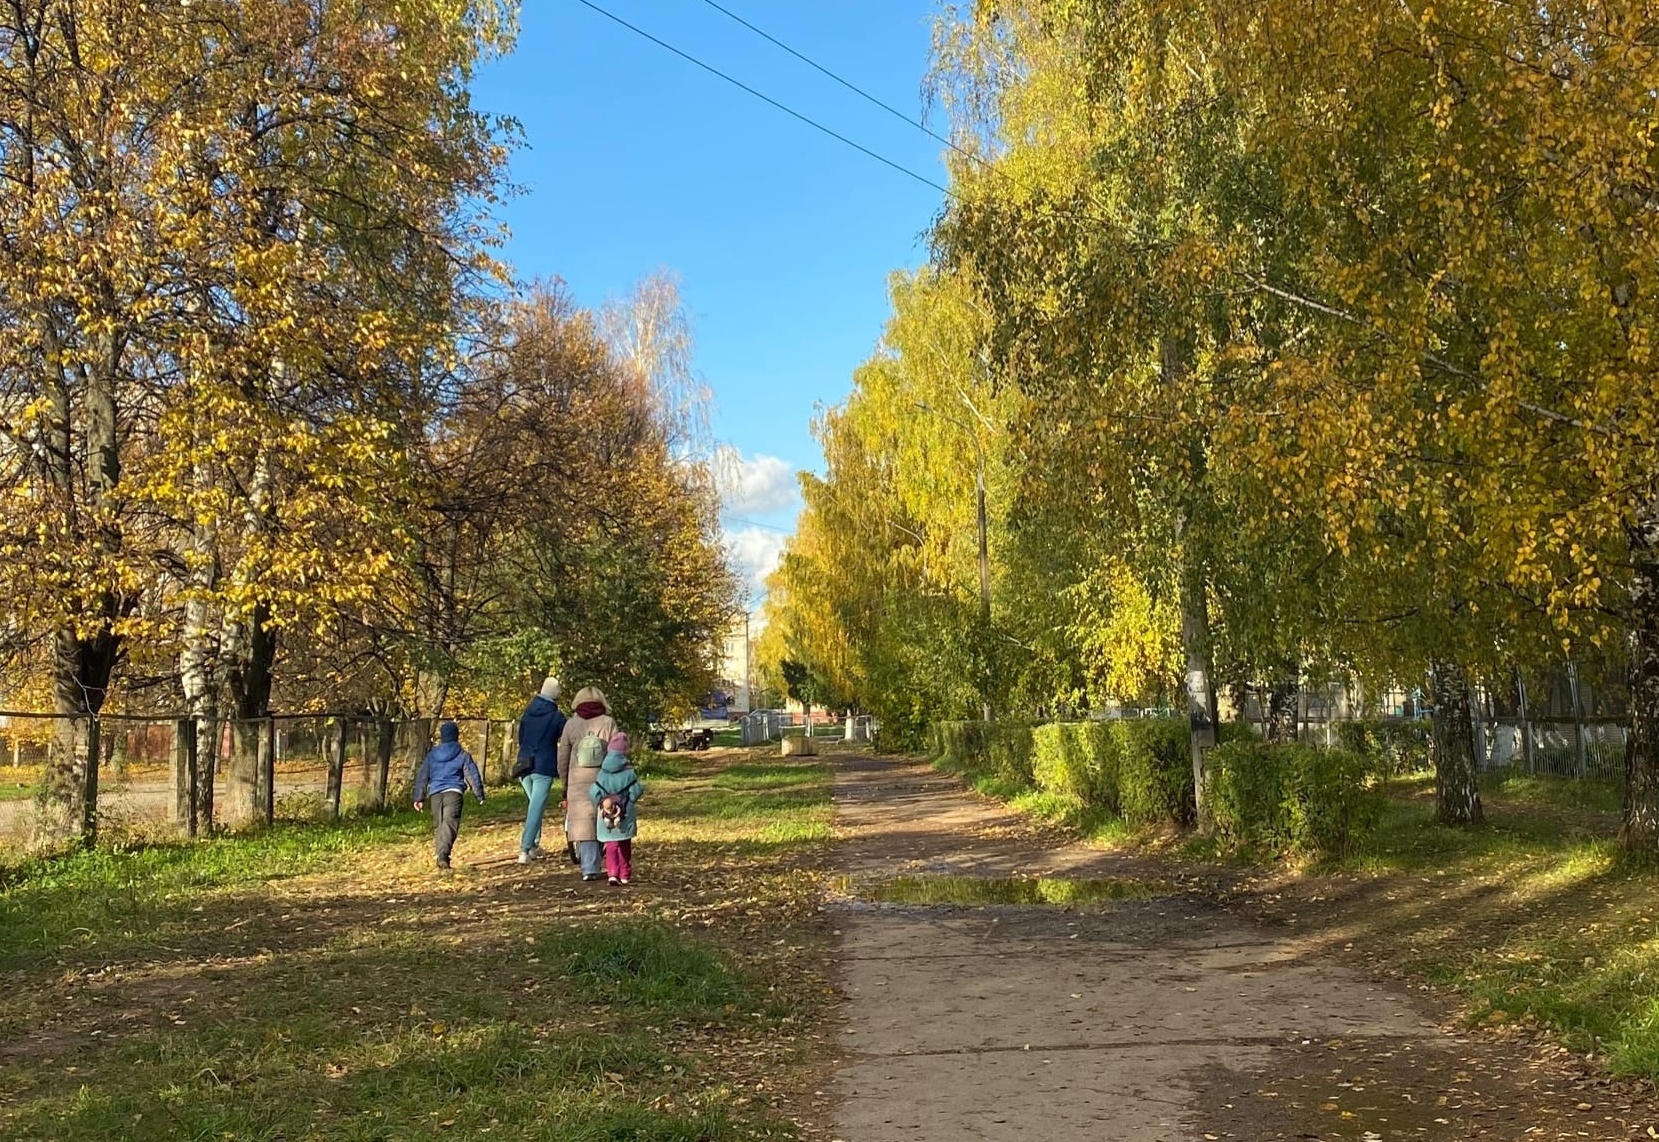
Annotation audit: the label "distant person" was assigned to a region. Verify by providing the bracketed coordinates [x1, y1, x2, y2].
[558, 685, 618, 881]
[412, 721, 485, 872]
[589, 731, 644, 886]
[515, 676, 566, 864]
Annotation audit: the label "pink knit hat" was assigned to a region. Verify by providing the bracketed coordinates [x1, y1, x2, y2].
[608, 732, 630, 754]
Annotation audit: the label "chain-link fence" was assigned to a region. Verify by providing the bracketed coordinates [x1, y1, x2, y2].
[0, 712, 518, 859]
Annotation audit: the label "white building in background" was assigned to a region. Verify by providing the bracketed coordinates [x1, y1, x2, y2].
[719, 611, 764, 716]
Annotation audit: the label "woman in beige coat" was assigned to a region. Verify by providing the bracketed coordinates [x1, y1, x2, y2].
[558, 686, 619, 881]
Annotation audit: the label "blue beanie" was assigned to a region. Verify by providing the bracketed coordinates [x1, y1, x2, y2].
[439, 721, 460, 743]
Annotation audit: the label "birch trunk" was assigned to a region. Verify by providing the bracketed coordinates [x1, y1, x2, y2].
[1431, 661, 1484, 826]
[1179, 557, 1218, 824]
[41, 326, 123, 842]
[1622, 500, 1659, 850]
[178, 484, 223, 834]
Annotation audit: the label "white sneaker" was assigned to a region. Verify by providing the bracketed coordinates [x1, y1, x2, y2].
[516, 850, 533, 865]
[528, 845, 547, 861]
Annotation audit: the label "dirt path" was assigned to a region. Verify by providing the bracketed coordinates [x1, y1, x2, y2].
[827, 753, 1653, 1141]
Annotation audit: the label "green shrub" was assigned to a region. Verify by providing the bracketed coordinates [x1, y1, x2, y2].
[1335, 719, 1432, 775]
[1031, 721, 1120, 814]
[1209, 741, 1380, 858]
[1207, 740, 1283, 846]
[931, 721, 1035, 785]
[931, 721, 989, 773]
[987, 723, 1037, 784]
[935, 716, 1194, 827]
[1113, 717, 1194, 827]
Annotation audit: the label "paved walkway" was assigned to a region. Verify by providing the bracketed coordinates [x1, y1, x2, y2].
[827, 753, 1648, 1141]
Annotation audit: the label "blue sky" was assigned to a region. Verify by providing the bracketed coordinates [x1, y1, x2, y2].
[471, 0, 949, 601]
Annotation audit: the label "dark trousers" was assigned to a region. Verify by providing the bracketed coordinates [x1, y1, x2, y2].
[431, 791, 463, 867]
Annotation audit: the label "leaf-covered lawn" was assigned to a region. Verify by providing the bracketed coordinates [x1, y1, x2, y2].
[1276, 772, 1659, 1080]
[951, 752, 1659, 1083]
[0, 749, 837, 1141]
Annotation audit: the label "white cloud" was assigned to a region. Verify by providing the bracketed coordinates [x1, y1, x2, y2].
[725, 526, 789, 600]
[716, 445, 799, 516]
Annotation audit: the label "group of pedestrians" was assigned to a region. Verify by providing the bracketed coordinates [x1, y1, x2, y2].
[410, 676, 644, 882]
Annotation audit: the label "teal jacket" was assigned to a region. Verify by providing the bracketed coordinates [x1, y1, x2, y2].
[589, 751, 643, 842]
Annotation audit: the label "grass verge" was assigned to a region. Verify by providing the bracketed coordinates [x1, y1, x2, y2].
[936, 748, 1659, 1081]
[0, 750, 835, 1141]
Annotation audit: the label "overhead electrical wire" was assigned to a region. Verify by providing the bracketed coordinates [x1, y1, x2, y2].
[725, 517, 794, 534]
[570, 0, 953, 198]
[601, 0, 1116, 237]
[692, 0, 979, 168]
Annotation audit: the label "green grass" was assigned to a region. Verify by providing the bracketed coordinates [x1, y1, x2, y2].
[1479, 768, 1623, 814]
[0, 803, 488, 972]
[935, 740, 1659, 1080]
[0, 781, 35, 802]
[1302, 770, 1659, 1075]
[543, 920, 756, 1013]
[936, 755, 1133, 844]
[0, 755, 836, 1140]
[651, 761, 835, 849]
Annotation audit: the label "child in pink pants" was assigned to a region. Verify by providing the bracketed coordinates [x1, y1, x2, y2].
[589, 732, 643, 886]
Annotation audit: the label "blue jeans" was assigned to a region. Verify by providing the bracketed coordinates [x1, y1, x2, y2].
[520, 774, 554, 852]
[576, 840, 603, 877]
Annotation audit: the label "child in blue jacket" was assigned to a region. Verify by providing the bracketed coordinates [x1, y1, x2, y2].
[413, 721, 485, 871]
[589, 732, 644, 885]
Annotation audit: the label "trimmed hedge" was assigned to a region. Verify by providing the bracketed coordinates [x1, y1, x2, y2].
[1208, 740, 1381, 858]
[1114, 717, 1195, 827]
[935, 717, 1383, 856]
[1030, 721, 1117, 810]
[934, 717, 1194, 828]
[931, 721, 1034, 786]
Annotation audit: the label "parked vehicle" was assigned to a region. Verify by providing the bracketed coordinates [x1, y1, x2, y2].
[647, 726, 715, 752]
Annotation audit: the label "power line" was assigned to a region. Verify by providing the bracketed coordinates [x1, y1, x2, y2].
[694, 0, 976, 166]
[571, 0, 952, 198]
[687, 0, 1124, 239]
[724, 516, 794, 534]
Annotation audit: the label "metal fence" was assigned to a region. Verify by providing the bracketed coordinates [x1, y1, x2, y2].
[1475, 717, 1625, 781]
[0, 712, 520, 857]
[739, 710, 878, 746]
[1272, 711, 1625, 782]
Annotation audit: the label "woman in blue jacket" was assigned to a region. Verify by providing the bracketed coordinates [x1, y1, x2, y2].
[515, 676, 566, 864]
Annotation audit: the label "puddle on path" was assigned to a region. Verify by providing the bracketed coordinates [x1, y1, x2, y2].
[846, 874, 1170, 907]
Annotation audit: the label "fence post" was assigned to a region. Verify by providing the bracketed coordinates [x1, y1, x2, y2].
[357, 722, 371, 791]
[403, 719, 430, 801]
[1515, 669, 1535, 774]
[1569, 662, 1588, 780]
[173, 718, 192, 829]
[81, 715, 100, 847]
[1472, 686, 1489, 771]
[371, 718, 393, 811]
[480, 720, 494, 786]
[199, 717, 218, 835]
[326, 717, 347, 821]
[263, 718, 277, 827]
[108, 725, 125, 780]
[185, 718, 202, 838]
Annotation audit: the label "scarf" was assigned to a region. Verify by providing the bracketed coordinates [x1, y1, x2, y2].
[575, 700, 606, 719]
